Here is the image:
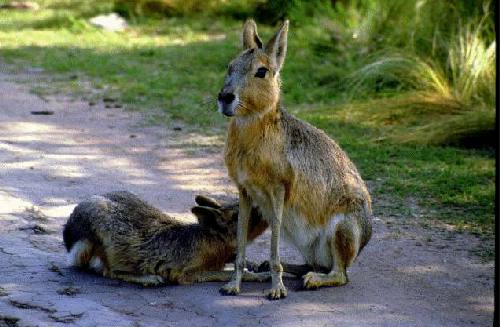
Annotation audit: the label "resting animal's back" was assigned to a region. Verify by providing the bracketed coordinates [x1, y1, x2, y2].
[63, 191, 181, 274]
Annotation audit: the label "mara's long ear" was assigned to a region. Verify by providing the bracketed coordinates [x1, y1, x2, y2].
[191, 206, 222, 229]
[242, 19, 263, 50]
[265, 20, 289, 73]
[194, 195, 222, 209]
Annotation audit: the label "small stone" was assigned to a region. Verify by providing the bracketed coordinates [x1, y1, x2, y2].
[57, 286, 80, 296]
[48, 262, 64, 276]
[0, 286, 9, 297]
[0, 315, 19, 327]
[129, 134, 137, 138]
[49, 312, 83, 323]
[18, 223, 52, 234]
[30, 110, 54, 115]
[89, 13, 128, 32]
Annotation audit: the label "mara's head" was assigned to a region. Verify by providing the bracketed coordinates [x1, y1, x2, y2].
[217, 19, 289, 118]
[191, 195, 268, 242]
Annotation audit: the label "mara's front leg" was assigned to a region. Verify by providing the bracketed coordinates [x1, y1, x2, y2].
[219, 188, 252, 296]
[266, 186, 287, 300]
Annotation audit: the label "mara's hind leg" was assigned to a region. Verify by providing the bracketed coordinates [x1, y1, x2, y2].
[303, 220, 359, 289]
[283, 263, 330, 277]
[107, 271, 165, 286]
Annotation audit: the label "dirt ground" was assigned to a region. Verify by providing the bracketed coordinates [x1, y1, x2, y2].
[0, 64, 494, 327]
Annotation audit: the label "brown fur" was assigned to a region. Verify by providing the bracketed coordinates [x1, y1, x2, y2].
[218, 20, 372, 299]
[63, 191, 269, 286]
[334, 222, 357, 274]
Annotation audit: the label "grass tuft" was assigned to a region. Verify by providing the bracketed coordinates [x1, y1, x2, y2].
[346, 7, 495, 147]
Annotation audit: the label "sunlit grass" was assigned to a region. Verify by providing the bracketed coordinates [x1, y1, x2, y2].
[449, 21, 495, 108]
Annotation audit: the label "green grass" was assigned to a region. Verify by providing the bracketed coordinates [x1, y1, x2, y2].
[0, 10, 243, 127]
[0, 1, 495, 236]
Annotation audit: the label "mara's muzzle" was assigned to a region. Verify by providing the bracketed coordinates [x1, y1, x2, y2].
[217, 92, 236, 117]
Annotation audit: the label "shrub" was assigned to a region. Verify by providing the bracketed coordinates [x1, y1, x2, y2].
[113, 0, 258, 18]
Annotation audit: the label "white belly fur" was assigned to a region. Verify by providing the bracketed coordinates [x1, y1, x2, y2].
[281, 208, 345, 269]
[238, 176, 345, 269]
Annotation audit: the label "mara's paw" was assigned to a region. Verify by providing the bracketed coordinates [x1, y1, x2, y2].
[265, 284, 287, 300]
[139, 275, 165, 286]
[302, 271, 347, 289]
[219, 281, 240, 296]
[302, 272, 322, 290]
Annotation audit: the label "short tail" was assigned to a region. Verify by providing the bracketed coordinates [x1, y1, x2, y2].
[67, 239, 94, 267]
[63, 201, 104, 273]
[66, 239, 105, 273]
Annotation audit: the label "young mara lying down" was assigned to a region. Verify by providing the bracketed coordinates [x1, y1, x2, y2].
[63, 191, 270, 286]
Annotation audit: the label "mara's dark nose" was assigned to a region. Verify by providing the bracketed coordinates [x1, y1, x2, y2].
[218, 92, 235, 105]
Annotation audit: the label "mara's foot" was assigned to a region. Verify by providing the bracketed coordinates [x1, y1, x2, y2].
[219, 280, 240, 296]
[302, 271, 347, 289]
[265, 282, 287, 300]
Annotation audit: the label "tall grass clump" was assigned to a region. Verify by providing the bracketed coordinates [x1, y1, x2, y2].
[345, 0, 495, 147]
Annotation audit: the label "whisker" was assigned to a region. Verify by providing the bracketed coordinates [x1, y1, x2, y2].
[202, 96, 216, 105]
[201, 96, 219, 111]
[236, 100, 250, 111]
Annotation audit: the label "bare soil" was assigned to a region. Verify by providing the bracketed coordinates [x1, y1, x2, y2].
[0, 64, 494, 327]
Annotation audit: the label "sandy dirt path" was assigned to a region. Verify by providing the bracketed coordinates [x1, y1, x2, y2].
[0, 65, 494, 327]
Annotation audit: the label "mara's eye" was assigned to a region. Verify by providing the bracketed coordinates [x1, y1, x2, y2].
[255, 67, 268, 78]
